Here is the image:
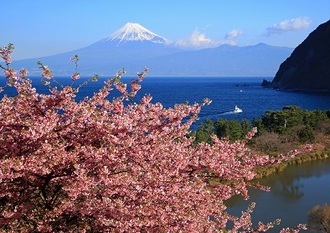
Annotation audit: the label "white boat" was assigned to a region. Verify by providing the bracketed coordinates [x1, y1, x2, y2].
[234, 105, 243, 113]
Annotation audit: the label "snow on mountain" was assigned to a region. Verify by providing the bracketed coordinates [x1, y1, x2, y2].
[7, 22, 293, 76]
[102, 22, 170, 45]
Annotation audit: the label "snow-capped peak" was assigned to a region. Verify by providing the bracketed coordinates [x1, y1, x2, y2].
[104, 22, 169, 45]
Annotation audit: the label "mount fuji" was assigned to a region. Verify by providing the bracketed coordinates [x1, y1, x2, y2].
[7, 23, 293, 76]
[101, 22, 170, 45]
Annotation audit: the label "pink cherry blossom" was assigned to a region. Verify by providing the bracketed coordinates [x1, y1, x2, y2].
[19, 68, 28, 78]
[71, 72, 80, 81]
[0, 44, 309, 232]
[37, 61, 54, 79]
[0, 43, 14, 65]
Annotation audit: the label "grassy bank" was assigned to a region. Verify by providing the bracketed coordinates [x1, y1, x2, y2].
[254, 148, 330, 179]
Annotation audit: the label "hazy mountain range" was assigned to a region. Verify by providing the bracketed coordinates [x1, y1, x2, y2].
[7, 23, 294, 77]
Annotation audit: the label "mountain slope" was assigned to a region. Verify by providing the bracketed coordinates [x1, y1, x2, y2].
[144, 43, 293, 76]
[5, 23, 293, 76]
[8, 23, 182, 76]
[271, 20, 330, 91]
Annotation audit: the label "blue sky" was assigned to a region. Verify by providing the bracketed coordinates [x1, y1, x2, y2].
[1, 0, 329, 60]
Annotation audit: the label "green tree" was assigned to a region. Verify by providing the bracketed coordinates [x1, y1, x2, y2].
[298, 125, 315, 143]
[214, 119, 251, 141]
[214, 119, 229, 139]
[252, 117, 265, 135]
[304, 110, 329, 128]
[195, 118, 214, 143]
[241, 119, 252, 137]
[261, 106, 304, 134]
[228, 120, 243, 141]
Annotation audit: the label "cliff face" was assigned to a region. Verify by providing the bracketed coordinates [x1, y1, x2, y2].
[271, 20, 330, 91]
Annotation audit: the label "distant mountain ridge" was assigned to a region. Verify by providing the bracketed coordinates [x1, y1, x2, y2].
[145, 43, 293, 76]
[271, 20, 330, 91]
[5, 23, 293, 76]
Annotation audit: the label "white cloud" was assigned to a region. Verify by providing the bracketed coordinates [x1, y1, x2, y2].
[225, 29, 243, 40]
[265, 17, 311, 36]
[224, 29, 243, 45]
[175, 28, 219, 49]
[175, 28, 243, 49]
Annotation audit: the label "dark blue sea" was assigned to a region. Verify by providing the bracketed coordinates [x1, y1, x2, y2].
[1, 76, 330, 129]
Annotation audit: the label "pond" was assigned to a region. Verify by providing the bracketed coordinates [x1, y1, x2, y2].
[226, 159, 330, 232]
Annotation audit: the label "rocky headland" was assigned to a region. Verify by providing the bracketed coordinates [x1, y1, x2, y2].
[270, 20, 330, 91]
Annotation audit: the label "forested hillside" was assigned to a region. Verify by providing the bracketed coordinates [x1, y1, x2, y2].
[196, 106, 330, 155]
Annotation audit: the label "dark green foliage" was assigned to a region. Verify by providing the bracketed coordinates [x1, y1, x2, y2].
[240, 119, 252, 137]
[214, 119, 229, 139]
[195, 106, 329, 149]
[261, 106, 304, 134]
[261, 106, 330, 134]
[303, 109, 328, 128]
[195, 119, 214, 144]
[326, 110, 330, 118]
[196, 118, 252, 143]
[227, 120, 243, 141]
[252, 117, 265, 135]
[298, 125, 315, 143]
[214, 119, 251, 141]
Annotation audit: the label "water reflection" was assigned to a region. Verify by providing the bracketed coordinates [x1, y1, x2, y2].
[270, 179, 304, 200]
[226, 159, 330, 232]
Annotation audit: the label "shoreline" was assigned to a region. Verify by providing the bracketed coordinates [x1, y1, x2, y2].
[254, 147, 330, 179]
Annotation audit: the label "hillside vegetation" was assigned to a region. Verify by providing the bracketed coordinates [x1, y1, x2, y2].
[195, 105, 330, 160]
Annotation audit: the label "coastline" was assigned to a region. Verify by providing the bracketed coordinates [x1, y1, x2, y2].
[254, 147, 330, 179]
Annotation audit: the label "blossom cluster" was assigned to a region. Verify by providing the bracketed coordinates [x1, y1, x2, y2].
[0, 43, 13, 65]
[0, 44, 308, 232]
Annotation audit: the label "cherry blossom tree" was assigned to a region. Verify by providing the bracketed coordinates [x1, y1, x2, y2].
[0, 44, 309, 232]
